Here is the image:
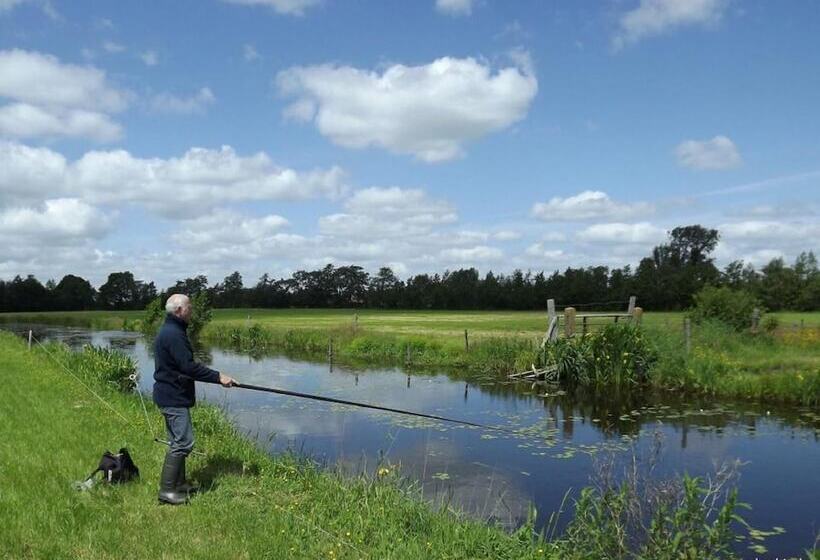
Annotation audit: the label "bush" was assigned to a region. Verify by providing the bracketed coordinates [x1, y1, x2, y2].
[141, 292, 213, 339]
[689, 286, 762, 331]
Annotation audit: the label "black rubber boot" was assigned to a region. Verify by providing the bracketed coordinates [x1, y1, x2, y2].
[158, 454, 189, 505]
[176, 456, 199, 494]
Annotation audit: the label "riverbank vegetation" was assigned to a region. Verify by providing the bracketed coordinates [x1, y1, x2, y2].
[0, 333, 758, 558]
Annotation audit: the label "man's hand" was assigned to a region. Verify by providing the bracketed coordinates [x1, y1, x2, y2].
[219, 373, 237, 387]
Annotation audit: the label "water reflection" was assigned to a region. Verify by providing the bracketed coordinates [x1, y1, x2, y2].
[4, 323, 819, 556]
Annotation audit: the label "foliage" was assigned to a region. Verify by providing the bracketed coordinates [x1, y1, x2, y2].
[141, 295, 165, 333]
[545, 324, 657, 386]
[188, 290, 213, 338]
[689, 286, 762, 331]
[59, 343, 138, 392]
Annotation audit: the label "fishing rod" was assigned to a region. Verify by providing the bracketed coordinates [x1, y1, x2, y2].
[233, 382, 519, 435]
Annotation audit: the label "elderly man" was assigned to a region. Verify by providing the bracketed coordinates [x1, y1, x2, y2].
[153, 293, 236, 505]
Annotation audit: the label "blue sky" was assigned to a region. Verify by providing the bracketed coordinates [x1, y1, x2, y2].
[1, 0, 818, 287]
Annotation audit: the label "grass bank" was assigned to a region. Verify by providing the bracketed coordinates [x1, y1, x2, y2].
[0, 332, 552, 559]
[0, 333, 759, 559]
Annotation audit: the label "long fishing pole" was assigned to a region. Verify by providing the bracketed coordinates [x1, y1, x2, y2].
[233, 382, 519, 435]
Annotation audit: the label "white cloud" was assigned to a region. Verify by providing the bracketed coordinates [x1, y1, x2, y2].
[150, 87, 216, 115]
[0, 49, 129, 141]
[435, 0, 473, 17]
[0, 141, 348, 216]
[222, 0, 319, 16]
[676, 135, 741, 170]
[577, 222, 665, 244]
[532, 191, 654, 222]
[243, 44, 260, 62]
[102, 41, 125, 54]
[718, 220, 820, 242]
[493, 230, 521, 241]
[277, 55, 537, 162]
[525, 243, 568, 261]
[140, 50, 158, 66]
[0, 198, 111, 243]
[440, 245, 503, 262]
[0, 102, 122, 142]
[614, 0, 729, 49]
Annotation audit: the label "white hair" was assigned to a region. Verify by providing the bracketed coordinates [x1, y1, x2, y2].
[165, 293, 190, 314]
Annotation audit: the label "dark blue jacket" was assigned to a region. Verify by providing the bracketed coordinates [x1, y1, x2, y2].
[153, 314, 220, 408]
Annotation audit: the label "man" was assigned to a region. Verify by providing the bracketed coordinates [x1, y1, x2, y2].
[153, 293, 236, 505]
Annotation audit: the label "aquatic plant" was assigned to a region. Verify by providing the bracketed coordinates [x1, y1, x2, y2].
[545, 324, 657, 386]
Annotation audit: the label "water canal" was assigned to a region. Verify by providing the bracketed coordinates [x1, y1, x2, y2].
[6, 323, 819, 557]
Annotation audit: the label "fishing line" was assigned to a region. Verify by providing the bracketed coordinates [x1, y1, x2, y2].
[234, 382, 523, 436]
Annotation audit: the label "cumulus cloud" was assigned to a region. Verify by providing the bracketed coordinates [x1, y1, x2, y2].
[676, 135, 741, 170]
[525, 243, 569, 261]
[718, 220, 820, 242]
[613, 0, 729, 49]
[319, 187, 457, 238]
[222, 0, 319, 16]
[0, 198, 112, 247]
[440, 245, 502, 262]
[435, 0, 473, 17]
[0, 49, 129, 141]
[0, 102, 122, 141]
[150, 87, 216, 115]
[277, 55, 537, 162]
[532, 191, 654, 222]
[576, 222, 665, 244]
[0, 141, 348, 216]
[172, 210, 305, 263]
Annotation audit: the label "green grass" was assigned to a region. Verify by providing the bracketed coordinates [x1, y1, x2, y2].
[0, 333, 755, 559]
[2, 309, 819, 405]
[0, 332, 555, 559]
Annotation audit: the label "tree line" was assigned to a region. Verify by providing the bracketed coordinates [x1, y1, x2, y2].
[1, 225, 818, 313]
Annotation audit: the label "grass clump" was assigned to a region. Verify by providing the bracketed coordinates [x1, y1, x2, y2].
[545, 324, 657, 386]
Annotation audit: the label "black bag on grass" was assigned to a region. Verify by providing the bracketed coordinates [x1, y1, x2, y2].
[75, 448, 140, 490]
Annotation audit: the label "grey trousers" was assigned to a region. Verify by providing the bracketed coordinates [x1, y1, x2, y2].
[160, 406, 195, 457]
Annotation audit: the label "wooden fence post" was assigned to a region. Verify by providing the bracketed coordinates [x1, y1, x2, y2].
[28, 329, 33, 350]
[328, 338, 333, 361]
[751, 308, 760, 333]
[405, 345, 411, 364]
[628, 296, 636, 315]
[582, 315, 588, 336]
[464, 329, 469, 351]
[684, 318, 691, 354]
[633, 307, 643, 325]
[564, 307, 576, 337]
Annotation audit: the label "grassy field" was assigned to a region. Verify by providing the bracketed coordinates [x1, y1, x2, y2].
[2, 308, 819, 405]
[0, 333, 756, 559]
[3, 307, 819, 337]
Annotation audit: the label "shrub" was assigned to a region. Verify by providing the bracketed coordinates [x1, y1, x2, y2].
[689, 286, 762, 331]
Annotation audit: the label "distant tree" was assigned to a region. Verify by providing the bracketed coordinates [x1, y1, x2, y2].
[215, 271, 244, 307]
[369, 267, 403, 308]
[53, 274, 96, 310]
[99, 271, 143, 309]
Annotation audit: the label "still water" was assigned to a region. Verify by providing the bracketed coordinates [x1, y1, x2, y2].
[7, 324, 819, 557]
